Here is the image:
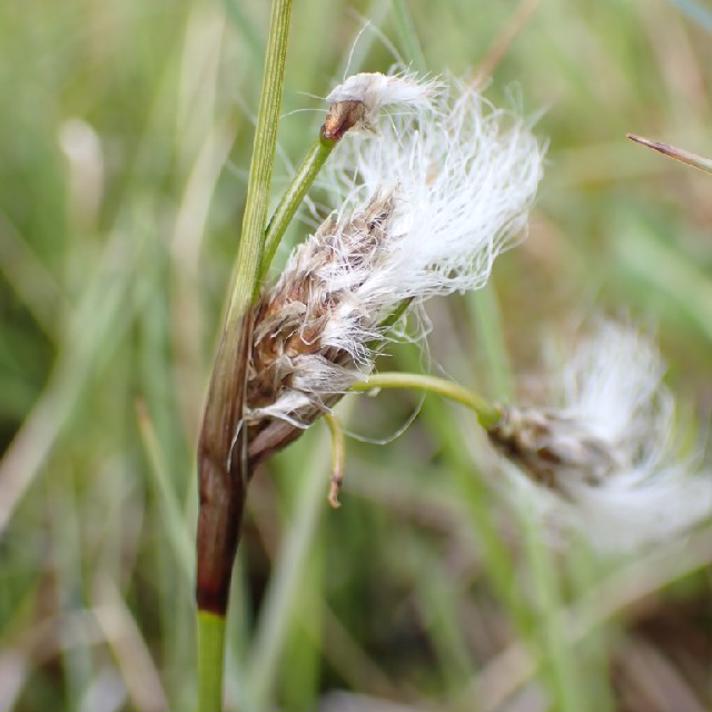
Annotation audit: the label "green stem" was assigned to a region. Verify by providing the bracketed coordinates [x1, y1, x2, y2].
[260, 136, 336, 278]
[196, 0, 292, 710]
[199, 0, 293, 455]
[225, 0, 293, 326]
[197, 612, 227, 712]
[350, 371, 501, 429]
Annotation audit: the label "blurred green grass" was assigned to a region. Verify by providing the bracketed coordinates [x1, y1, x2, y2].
[1, 1, 711, 711]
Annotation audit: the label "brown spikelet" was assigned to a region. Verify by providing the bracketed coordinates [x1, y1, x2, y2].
[246, 194, 396, 464]
[487, 406, 618, 491]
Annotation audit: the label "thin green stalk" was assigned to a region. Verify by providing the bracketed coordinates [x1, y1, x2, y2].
[393, 349, 532, 635]
[350, 371, 501, 429]
[226, 0, 293, 324]
[197, 612, 227, 712]
[260, 136, 336, 278]
[244, 373, 494, 707]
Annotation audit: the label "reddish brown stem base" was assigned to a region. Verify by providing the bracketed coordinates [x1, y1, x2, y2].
[196, 451, 248, 614]
[196, 315, 253, 615]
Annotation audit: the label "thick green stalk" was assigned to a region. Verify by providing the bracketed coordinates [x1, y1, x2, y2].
[197, 612, 227, 712]
[260, 136, 336, 278]
[227, 0, 292, 323]
[197, 0, 292, 614]
[350, 371, 501, 429]
[196, 0, 292, 710]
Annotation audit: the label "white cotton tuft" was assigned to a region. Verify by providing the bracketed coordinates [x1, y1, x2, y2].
[564, 460, 712, 553]
[490, 320, 712, 554]
[323, 77, 545, 303]
[325, 70, 437, 130]
[560, 321, 668, 446]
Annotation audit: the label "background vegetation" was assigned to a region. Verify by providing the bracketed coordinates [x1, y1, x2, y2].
[1, 1, 710, 710]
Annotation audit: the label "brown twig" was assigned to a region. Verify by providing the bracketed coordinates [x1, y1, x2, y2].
[324, 414, 346, 508]
[627, 133, 712, 175]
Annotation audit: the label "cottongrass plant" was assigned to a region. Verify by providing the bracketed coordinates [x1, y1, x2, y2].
[488, 320, 712, 552]
[246, 79, 544, 467]
[198, 38, 544, 708]
[195, 5, 709, 710]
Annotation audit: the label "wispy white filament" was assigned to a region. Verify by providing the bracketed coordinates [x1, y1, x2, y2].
[507, 321, 712, 553]
[325, 79, 543, 295]
[318, 77, 545, 354]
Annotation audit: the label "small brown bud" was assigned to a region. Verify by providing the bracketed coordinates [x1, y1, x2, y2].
[322, 100, 367, 141]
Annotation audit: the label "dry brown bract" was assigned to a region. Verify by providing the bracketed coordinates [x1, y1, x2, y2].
[246, 194, 396, 464]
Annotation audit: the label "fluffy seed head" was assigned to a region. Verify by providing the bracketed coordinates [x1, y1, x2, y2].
[246, 196, 396, 461]
[323, 77, 545, 298]
[488, 321, 712, 552]
[246, 77, 544, 460]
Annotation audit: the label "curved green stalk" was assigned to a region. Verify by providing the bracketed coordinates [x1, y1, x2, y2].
[197, 612, 227, 712]
[351, 372, 501, 429]
[260, 136, 336, 278]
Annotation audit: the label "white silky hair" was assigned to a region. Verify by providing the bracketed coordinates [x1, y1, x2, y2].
[527, 321, 712, 553]
[317, 76, 545, 355]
